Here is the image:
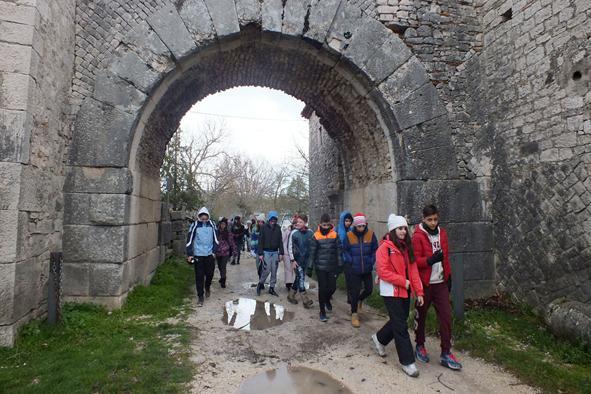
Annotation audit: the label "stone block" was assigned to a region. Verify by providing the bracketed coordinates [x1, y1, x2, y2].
[64, 166, 133, 194]
[17, 165, 55, 212]
[177, 0, 215, 43]
[63, 193, 90, 225]
[303, 0, 341, 43]
[173, 240, 187, 256]
[109, 50, 160, 93]
[235, 0, 262, 26]
[89, 194, 129, 226]
[445, 222, 493, 253]
[0, 108, 32, 163]
[362, 34, 412, 83]
[451, 251, 495, 282]
[378, 56, 430, 104]
[261, 0, 284, 33]
[0, 162, 21, 210]
[282, 0, 312, 36]
[93, 72, 146, 115]
[0, 20, 36, 48]
[0, 72, 33, 110]
[0, 2, 38, 25]
[61, 262, 89, 297]
[0, 42, 35, 74]
[0, 210, 18, 263]
[545, 300, 591, 347]
[63, 225, 128, 263]
[69, 98, 135, 167]
[159, 222, 173, 245]
[127, 223, 159, 260]
[89, 263, 124, 296]
[391, 83, 447, 130]
[124, 20, 172, 62]
[464, 280, 496, 299]
[397, 180, 484, 223]
[0, 263, 15, 324]
[325, 2, 363, 53]
[128, 195, 160, 224]
[340, 16, 391, 78]
[204, 0, 240, 37]
[145, 247, 161, 277]
[147, 3, 195, 60]
[0, 324, 16, 347]
[12, 256, 46, 320]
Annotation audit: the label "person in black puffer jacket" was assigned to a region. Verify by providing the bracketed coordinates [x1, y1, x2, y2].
[307, 213, 342, 322]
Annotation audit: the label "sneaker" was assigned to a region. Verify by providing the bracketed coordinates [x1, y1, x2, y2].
[256, 284, 262, 296]
[440, 352, 462, 370]
[371, 334, 386, 357]
[205, 289, 211, 298]
[319, 312, 328, 322]
[401, 363, 419, 377]
[351, 313, 360, 328]
[197, 297, 204, 307]
[415, 344, 430, 363]
[326, 301, 333, 312]
[269, 287, 278, 297]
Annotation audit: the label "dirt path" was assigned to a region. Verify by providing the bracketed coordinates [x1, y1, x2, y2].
[187, 254, 536, 394]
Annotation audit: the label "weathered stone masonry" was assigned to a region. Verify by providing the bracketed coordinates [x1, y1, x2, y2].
[0, 0, 589, 346]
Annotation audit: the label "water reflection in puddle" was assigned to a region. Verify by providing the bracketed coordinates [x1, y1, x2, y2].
[222, 298, 294, 331]
[242, 282, 315, 290]
[240, 365, 353, 394]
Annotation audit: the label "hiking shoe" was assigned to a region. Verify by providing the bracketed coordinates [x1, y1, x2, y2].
[371, 334, 386, 357]
[401, 363, 419, 377]
[325, 301, 333, 312]
[256, 284, 262, 296]
[301, 292, 313, 308]
[269, 287, 279, 296]
[197, 297, 204, 307]
[415, 344, 430, 363]
[205, 289, 211, 298]
[440, 352, 462, 370]
[351, 313, 360, 328]
[287, 290, 299, 304]
[319, 312, 328, 322]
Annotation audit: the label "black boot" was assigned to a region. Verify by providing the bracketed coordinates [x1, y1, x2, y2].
[269, 287, 278, 296]
[219, 277, 226, 288]
[256, 283, 262, 296]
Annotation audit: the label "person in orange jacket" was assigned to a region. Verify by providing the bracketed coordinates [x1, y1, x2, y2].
[371, 214, 424, 378]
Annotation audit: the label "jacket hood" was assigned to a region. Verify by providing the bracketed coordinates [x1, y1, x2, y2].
[268, 210, 278, 221]
[197, 207, 210, 218]
[338, 211, 353, 242]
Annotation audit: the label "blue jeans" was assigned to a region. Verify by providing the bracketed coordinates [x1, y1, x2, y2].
[258, 251, 279, 287]
[294, 262, 308, 292]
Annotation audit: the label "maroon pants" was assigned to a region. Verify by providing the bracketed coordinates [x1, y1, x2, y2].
[414, 282, 452, 354]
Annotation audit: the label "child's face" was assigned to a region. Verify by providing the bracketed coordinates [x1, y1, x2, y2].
[423, 213, 439, 230]
[294, 218, 305, 229]
[198, 214, 209, 222]
[395, 226, 407, 240]
[344, 218, 352, 228]
[320, 222, 332, 230]
[219, 222, 226, 230]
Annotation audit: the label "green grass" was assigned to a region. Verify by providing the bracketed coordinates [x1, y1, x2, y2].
[0, 256, 195, 394]
[336, 275, 591, 393]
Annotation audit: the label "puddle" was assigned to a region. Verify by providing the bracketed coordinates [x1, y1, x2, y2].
[240, 365, 353, 394]
[242, 282, 316, 290]
[222, 298, 294, 331]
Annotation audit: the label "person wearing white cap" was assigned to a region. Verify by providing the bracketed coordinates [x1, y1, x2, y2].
[371, 214, 424, 378]
[186, 207, 218, 307]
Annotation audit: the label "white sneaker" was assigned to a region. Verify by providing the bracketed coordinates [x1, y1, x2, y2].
[401, 362, 419, 378]
[371, 334, 386, 357]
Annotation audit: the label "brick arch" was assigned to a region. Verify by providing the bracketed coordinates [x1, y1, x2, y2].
[63, 1, 486, 306]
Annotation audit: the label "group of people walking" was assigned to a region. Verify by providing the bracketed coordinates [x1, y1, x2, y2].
[185, 204, 462, 378]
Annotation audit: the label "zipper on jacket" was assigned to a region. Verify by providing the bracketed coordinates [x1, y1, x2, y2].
[359, 232, 364, 273]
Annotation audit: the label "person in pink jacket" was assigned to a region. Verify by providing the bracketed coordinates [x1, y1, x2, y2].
[371, 214, 424, 378]
[281, 219, 295, 292]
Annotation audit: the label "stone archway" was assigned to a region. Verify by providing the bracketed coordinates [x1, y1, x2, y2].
[63, 1, 488, 307]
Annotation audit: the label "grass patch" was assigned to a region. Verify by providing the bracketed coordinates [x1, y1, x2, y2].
[0, 256, 195, 394]
[336, 274, 591, 393]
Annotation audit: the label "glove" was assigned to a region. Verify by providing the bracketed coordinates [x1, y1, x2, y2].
[427, 250, 444, 266]
[447, 278, 452, 293]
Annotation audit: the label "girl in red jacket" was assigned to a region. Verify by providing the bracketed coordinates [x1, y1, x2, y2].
[412, 204, 462, 370]
[372, 214, 424, 378]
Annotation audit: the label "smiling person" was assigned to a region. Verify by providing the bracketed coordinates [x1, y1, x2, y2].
[343, 212, 378, 328]
[186, 207, 218, 307]
[287, 214, 314, 308]
[214, 217, 234, 289]
[337, 211, 354, 304]
[412, 204, 462, 370]
[257, 211, 284, 296]
[372, 214, 424, 378]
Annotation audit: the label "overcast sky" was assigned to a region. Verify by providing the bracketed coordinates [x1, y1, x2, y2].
[179, 86, 309, 164]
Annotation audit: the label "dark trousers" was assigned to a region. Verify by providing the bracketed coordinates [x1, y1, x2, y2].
[415, 282, 452, 354]
[349, 271, 373, 313]
[376, 296, 415, 366]
[316, 269, 337, 313]
[216, 255, 229, 279]
[193, 255, 215, 298]
[344, 268, 352, 303]
[232, 239, 243, 263]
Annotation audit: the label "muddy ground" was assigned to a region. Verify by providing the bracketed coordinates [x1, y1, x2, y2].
[187, 254, 536, 394]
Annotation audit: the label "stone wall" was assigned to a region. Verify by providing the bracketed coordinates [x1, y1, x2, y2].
[0, 0, 76, 346]
[480, 0, 591, 309]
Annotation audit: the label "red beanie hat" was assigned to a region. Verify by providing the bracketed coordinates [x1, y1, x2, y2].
[353, 212, 367, 226]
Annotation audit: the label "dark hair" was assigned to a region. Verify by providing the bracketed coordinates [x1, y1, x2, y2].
[344, 213, 353, 222]
[298, 214, 308, 223]
[389, 229, 415, 262]
[320, 213, 331, 223]
[422, 204, 439, 217]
